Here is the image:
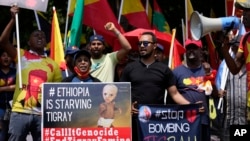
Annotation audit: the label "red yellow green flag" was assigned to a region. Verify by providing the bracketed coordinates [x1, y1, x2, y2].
[68, 0, 84, 48]
[84, 0, 123, 46]
[152, 0, 170, 33]
[122, 0, 151, 29]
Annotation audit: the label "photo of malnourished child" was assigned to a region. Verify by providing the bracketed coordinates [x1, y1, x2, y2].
[97, 84, 122, 127]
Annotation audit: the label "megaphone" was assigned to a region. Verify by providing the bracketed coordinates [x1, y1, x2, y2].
[190, 11, 240, 40]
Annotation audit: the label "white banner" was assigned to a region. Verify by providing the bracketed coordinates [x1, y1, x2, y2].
[0, 0, 49, 12]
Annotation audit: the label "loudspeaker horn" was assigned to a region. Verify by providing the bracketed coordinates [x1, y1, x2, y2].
[190, 11, 240, 40]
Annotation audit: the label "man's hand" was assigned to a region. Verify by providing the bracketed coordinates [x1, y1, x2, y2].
[104, 22, 115, 31]
[195, 101, 205, 113]
[131, 101, 139, 115]
[218, 89, 226, 98]
[202, 62, 211, 75]
[221, 36, 230, 54]
[10, 5, 19, 19]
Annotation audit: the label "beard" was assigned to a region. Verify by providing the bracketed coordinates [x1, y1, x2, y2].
[140, 50, 153, 59]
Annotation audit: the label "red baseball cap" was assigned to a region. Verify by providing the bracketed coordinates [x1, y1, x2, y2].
[185, 39, 202, 48]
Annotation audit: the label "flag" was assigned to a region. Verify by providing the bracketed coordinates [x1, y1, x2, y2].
[50, 7, 66, 71]
[83, 0, 123, 47]
[168, 29, 184, 69]
[205, 34, 219, 70]
[225, 0, 234, 16]
[68, 0, 76, 15]
[146, 0, 152, 25]
[67, 0, 84, 48]
[169, 43, 184, 69]
[121, 0, 151, 29]
[171, 42, 184, 69]
[152, 0, 170, 33]
[225, 0, 243, 17]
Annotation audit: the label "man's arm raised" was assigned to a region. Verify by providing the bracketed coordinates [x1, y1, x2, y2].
[0, 5, 19, 59]
[104, 22, 132, 61]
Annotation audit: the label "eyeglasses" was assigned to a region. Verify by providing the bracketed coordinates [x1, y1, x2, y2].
[138, 41, 155, 47]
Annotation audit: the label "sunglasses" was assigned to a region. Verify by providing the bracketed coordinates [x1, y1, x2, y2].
[138, 41, 155, 47]
[91, 42, 103, 46]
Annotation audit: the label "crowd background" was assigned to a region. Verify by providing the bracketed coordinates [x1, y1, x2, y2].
[0, 0, 248, 141]
[0, 0, 226, 52]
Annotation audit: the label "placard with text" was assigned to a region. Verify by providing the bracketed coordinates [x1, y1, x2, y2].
[0, 0, 48, 12]
[138, 104, 201, 141]
[42, 82, 131, 141]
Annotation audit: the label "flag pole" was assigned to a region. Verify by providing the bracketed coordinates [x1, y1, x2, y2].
[15, 12, 22, 89]
[185, 0, 188, 40]
[145, 0, 149, 15]
[64, 0, 72, 48]
[231, 0, 236, 16]
[181, 19, 185, 46]
[63, 0, 72, 77]
[34, 10, 41, 30]
[168, 28, 176, 69]
[118, 0, 124, 24]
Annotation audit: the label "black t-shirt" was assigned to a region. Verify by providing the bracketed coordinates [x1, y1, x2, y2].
[120, 60, 176, 105]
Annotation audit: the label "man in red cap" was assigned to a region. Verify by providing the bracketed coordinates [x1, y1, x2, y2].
[170, 39, 217, 141]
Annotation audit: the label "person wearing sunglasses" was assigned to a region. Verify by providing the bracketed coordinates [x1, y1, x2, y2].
[88, 22, 131, 82]
[120, 31, 192, 140]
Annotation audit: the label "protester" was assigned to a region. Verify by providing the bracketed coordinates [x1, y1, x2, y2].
[0, 6, 62, 140]
[154, 43, 165, 62]
[221, 0, 250, 122]
[64, 46, 80, 76]
[120, 31, 192, 140]
[0, 49, 16, 141]
[172, 39, 217, 141]
[217, 36, 247, 141]
[114, 50, 140, 82]
[62, 49, 100, 82]
[88, 22, 131, 82]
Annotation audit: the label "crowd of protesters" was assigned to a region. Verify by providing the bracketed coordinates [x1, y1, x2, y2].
[0, 1, 250, 140]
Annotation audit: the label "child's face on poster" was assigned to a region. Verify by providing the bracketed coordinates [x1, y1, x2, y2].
[102, 85, 117, 103]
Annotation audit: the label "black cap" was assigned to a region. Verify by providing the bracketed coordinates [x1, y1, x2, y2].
[73, 49, 91, 63]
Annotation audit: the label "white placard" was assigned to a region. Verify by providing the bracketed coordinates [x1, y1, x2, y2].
[0, 0, 49, 12]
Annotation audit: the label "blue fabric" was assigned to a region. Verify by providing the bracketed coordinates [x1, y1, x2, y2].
[72, 76, 93, 82]
[215, 60, 226, 90]
[173, 65, 209, 125]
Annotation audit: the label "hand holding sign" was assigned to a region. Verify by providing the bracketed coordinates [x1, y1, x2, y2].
[0, 0, 48, 12]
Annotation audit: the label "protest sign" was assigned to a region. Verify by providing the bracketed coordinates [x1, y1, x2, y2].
[0, 0, 48, 12]
[138, 104, 201, 141]
[42, 82, 132, 141]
